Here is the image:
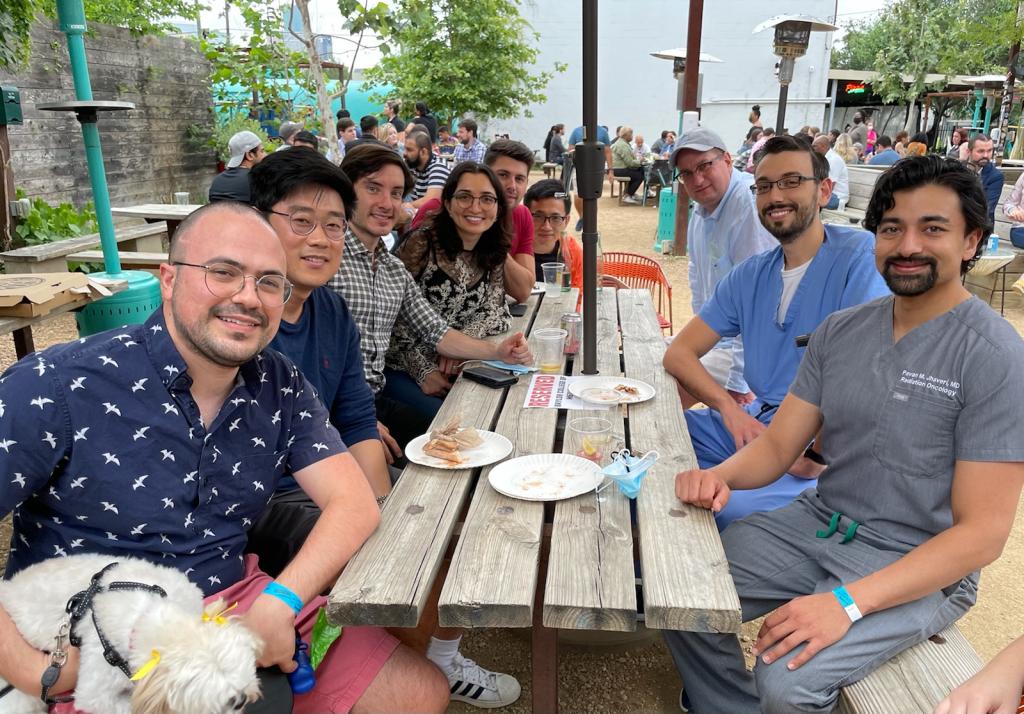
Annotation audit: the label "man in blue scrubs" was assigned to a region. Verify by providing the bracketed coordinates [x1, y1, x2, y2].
[663, 135, 889, 528]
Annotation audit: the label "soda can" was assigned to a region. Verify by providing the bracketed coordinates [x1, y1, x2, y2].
[560, 312, 582, 354]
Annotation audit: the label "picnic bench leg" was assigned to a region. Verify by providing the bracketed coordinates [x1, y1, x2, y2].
[532, 533, 558, 714]
[13, 326, 35, 359]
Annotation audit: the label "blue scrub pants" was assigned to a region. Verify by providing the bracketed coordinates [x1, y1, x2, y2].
[684, 401, 816, 529]
[381, 368, 444, 420]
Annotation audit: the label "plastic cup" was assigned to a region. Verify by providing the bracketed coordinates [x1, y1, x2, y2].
[173, 192, 190, 205]
[541, 262, 565, 298]
[568, 417, 613, 464]
[534, 328, 567, 374]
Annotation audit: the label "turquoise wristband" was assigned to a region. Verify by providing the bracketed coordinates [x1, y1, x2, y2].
[263, 581, 303, 616]
[832, 586, 863, 623]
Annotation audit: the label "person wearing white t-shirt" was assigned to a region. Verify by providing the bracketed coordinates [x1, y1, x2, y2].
[813, 134, 849, 210]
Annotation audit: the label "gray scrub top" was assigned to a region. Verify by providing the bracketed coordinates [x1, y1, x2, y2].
[791, 295, 1024, 551]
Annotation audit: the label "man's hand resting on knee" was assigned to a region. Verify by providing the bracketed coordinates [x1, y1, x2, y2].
[751, 592, 852, 670]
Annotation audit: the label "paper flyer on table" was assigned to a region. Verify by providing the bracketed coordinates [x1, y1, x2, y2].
[524, 375, 609, 410]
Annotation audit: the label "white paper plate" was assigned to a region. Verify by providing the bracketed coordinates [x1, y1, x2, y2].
[406, 430, 513, 470]
[568, 377, 655, 405]
[488, 453, 603, 502]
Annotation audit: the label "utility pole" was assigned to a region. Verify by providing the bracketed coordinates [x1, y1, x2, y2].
[996, 1, 1024, 162]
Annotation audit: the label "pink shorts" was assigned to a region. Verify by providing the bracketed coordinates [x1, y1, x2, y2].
[209, 555, 399, 714]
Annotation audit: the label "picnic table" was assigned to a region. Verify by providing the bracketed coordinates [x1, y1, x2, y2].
[0, 278, 128, 359]
[110, 204, 202, 240]
[327, 287, 740, 712]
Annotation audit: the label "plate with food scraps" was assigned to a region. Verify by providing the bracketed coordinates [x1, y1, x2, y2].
[568, 377, 655, 405]
[488, 453, 603, 502]
[406, 429, 513, 470]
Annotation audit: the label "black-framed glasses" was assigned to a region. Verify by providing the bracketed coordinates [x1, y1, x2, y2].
[172, 262, 293, 307]
[452, 192, 498, 209]
[750, 175, 818, 195]
[675, 153, 724, 183]
[531, 212, 567, 226]
[268, 209, 347, 241]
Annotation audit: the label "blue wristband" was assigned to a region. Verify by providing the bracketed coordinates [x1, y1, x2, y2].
[263, 581, 303, 616]
[832, 586, 863, 623]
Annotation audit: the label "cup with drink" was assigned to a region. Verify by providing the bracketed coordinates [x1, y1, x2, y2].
[533, 328, 567, 374]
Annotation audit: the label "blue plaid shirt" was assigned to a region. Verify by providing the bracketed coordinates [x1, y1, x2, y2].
[452, 138, 486, 165]
[0, 311, 345, 596]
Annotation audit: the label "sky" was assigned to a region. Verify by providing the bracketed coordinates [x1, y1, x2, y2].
[182, 0, 894, 70]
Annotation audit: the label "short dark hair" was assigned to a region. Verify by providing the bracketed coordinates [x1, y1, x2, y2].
[341, 142, 415, 196]
[293, 130, 318, 147]
[524, 178, 571, 214]
[407, 123, 429, 138]
[249, 147, 355, 220]
[360, 115, 379, 133]
[336, 108, 351, 120]
[415, 101, 428, 116]
[337, 117, 355, 135]
[484, 139, 534, 170]
[458, 118, 478, 137]
[876, 135, 893, 149]
[968, 133, 993, 150]
[753, 134, 829, 181]
[864, 155, 991, 275]
[407, 131, 432, 153]
[423, 162, 511, 272]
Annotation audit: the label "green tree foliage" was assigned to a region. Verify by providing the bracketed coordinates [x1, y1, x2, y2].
[0, 0, 202, 70]
[363, 0, 565, 123]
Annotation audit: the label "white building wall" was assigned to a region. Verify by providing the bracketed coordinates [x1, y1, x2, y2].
[488, 0, 837, 154]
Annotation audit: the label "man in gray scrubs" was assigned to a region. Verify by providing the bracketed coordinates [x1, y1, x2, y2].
[666, 155, 1024, 714]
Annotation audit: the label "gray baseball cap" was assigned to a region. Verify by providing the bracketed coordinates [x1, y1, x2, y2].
[226, 131, 263, 168]
[670, 127, 728, 166]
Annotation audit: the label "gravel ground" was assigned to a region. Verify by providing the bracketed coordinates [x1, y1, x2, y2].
[1, 175, 1023, 714]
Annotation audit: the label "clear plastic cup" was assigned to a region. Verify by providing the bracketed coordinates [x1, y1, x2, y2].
[568, 417, 613, 464]
[534, 328, 567, 374]
[173, 192, 190, 205]
[541, 262, 565, 298]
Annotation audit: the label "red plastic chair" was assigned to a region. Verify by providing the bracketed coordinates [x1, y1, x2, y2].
[601, 251, 674, 334]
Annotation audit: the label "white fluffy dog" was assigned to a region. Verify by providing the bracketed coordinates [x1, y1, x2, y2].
[0, 554, 262, 714]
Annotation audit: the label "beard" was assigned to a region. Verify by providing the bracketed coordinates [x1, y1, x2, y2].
[171, 299, 270, 368]
[759, 199, 817, 244]
[882, 255, 939, 296]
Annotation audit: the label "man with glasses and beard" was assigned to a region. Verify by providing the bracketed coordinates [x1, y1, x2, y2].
[663, 135, 889, 529]
[666, 154, 1024, 714]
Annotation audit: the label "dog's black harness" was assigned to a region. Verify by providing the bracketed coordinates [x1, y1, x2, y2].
[65, 562, 169, 680]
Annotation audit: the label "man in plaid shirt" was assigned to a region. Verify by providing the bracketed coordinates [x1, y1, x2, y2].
[329, 143, 532, 451]
[453, 118, 486, 165]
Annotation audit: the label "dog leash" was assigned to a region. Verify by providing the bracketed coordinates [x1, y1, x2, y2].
[65, 562, 169, 681]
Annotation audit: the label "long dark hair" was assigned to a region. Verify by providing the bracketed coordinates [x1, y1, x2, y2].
[426, 162, 511, 272]
[543, 124, 564, 152]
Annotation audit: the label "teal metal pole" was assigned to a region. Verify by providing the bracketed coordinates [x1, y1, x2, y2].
[56, 0, 122, 275]
[972, 89, 983, 131]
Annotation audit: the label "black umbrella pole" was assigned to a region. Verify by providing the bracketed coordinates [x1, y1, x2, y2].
[777, 83, 789, 135]
[580, 0, 599, 375]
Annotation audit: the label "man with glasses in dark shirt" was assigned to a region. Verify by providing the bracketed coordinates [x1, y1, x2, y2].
[663, 135, 888, 529]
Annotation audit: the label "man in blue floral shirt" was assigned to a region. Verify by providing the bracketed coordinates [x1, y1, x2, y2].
[0, 202, 449, 713]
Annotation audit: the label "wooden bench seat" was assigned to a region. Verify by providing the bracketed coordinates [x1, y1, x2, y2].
[838, 625, 981, 714]
[0, 222, 167, 274]
[541, 162, 558, 179]
[67, 250, 166, 271]
[611, 175, 631, 202]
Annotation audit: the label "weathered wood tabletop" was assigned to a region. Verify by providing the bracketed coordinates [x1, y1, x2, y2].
[111, 204, 201, 239]
[327, 288, 740, 713]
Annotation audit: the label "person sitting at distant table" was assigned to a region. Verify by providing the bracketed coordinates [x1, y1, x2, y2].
[526, 179, 582, 290]
[651, 130, 674, 157]
[867, 135, 900, 165]
[385, 163, 516, 417]
[633, 134, 652, 163]
[209, 130, 266, 203]
[611, 126, 645, 204]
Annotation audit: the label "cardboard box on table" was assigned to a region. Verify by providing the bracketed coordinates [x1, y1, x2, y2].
[0, 273, 121, 318]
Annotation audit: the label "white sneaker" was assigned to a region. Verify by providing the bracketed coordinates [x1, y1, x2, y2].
[445, 652, 522, 708]
[623, 195, 641, 204]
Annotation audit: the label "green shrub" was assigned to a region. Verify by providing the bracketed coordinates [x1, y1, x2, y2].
[12, 189, 97, 248]
[213, 115, 272, 163]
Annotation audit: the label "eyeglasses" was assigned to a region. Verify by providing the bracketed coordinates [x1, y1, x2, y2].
[676, 154, 724, 183]
[268, 210, 347, 241]
[452, 192, 498, 209]
[750, 175, 818, 195]
[172, 262, 293, 307]
[531, 212, 567, 226]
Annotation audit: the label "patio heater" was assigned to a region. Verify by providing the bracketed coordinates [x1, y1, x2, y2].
[753, 15, 837, 134]
[649, 48, 723, 136]
[36, 0, 161, 335]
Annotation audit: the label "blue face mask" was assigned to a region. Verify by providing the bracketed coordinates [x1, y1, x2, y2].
[598, 450, 659, 499]
[482, 360, 538, 375]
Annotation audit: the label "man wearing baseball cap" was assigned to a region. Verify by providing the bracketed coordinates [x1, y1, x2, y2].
[209, 130, 266, 203]
[670, 128, 774, 409]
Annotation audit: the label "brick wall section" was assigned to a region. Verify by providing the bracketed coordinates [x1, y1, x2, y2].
[0, 21, 217, 209]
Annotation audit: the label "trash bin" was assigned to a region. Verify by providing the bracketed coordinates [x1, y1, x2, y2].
[76, 270, 162, 336]
[655, 187, 688, 252]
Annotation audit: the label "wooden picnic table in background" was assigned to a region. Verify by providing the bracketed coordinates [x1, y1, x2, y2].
[110, 204, 202, 240]
[327, 288, 740, 713]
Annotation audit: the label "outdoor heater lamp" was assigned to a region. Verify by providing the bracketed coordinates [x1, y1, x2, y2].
[753, 15, 837, 135]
